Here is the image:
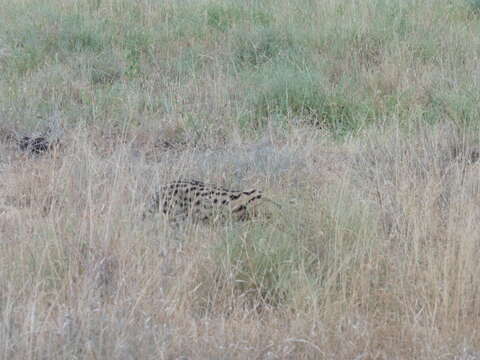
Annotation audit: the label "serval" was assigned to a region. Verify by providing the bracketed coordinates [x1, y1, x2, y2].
[144, 179, 276, 225]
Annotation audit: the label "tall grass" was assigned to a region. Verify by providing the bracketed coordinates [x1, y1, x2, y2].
[2, 0, 480, 358]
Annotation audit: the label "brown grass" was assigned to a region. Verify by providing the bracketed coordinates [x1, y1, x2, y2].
[1, 122, 480, 359]
[2, 0, 480, 358]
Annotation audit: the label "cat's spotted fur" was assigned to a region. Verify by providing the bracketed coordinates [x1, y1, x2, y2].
[146, 180, 265, 225]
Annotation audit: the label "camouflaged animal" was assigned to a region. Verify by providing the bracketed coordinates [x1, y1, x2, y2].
[145, 180, 273, 225]
[18, 135, 51, 154]
[17, 125, 61, 155]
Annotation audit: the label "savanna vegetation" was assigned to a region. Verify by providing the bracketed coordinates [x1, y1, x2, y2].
[2, 0, 480, 358]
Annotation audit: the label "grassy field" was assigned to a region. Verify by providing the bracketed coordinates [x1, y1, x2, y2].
[2, 0, 480, 358]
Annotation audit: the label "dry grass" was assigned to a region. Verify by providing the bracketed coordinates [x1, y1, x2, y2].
[2, 0, 480, 358]
[1, 123, 480, 359]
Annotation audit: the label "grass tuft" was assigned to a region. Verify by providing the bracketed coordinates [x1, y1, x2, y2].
[233, 26, 293, 67]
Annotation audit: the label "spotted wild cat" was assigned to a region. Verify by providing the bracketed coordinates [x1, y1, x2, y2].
[145, 180, 270, 225]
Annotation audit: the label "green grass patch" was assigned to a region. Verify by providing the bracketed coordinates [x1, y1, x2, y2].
[233, 26, 295, 67]
[206, 2, 271, 32]
[1, 0, 480, 136]
[467, 0, 480, 13]
[87, 51, 123, 85]
[58, 14, 106, 53]
[209, 186, 380, 308]
[3, 9, 109, 74]
[248, 65, 369, 134]
[426, 89, 480, 130]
